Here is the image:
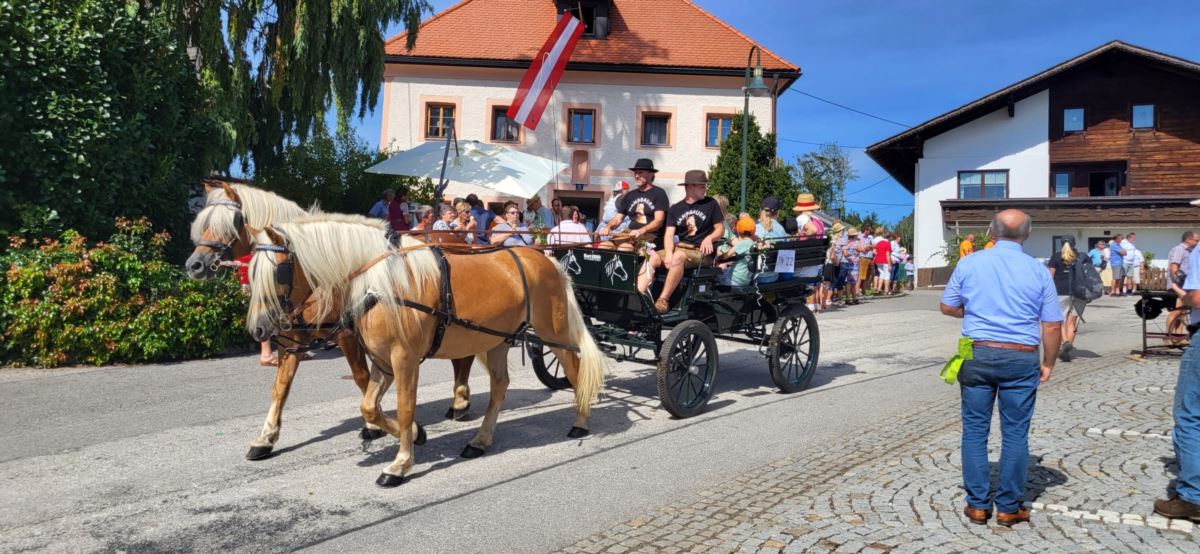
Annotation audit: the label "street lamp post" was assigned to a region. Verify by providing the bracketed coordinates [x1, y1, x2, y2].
[740, 45, 771, 214]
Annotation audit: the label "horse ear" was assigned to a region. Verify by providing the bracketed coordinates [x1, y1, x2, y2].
[221, 181, 242, 205]
[203, 179, 218, 194]
[264, 227, 285, 245]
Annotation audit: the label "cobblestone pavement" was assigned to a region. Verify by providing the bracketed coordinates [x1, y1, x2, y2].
[561, 352, 1198, 553]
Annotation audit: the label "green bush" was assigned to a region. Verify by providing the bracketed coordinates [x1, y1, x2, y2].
[0, 218, 247, 367]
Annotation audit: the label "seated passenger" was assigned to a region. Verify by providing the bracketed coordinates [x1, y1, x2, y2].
[755, 196, 787, 242]
[548, 206, 591, 245]
[637, 169, 725, 313]
[490, 201, 534, 246]
[595, 158, 668, 251]
[791, 193, 825, 281]
[718, 215, 759, 286]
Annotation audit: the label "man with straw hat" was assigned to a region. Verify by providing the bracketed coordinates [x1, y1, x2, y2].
[639, 169, 724, 313]
[1154, 197, 1200, 522]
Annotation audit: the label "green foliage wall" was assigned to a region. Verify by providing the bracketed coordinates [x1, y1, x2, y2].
[0, 0, 221, 254]
[0, 218, 247, 367]
[707, 114, 796, 216]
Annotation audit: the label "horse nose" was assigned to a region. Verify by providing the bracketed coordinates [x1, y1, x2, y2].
[189, 260, 205, 273]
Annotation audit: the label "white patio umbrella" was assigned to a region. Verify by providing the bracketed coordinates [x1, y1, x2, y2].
[366, 140, 567, 200]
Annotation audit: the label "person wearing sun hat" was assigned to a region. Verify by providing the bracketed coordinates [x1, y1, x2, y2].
[841, 227, 864, 305]
[638, 169, 724, 313]
[1155, 196, 1200, 521]
[597, 158, 669, 251]
[793, 193, 825, 237]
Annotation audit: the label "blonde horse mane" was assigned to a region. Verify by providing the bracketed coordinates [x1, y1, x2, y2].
[248, 215, 440, 348]
[190, 183, 313, 244]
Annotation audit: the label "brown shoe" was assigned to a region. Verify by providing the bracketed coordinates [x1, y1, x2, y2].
[654, 298, 670, 313]
[1154, 497, 1200, 521]
[996, 508, 1031, 526]
[963, 506, 991, 525]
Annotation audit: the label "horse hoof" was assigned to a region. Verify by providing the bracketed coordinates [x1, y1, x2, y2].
[414, 424, 428, 446]
[245, 445, 274, 460]
[359, 427, 386, 441]
[460, 445, 486, 459]
[567, 426, 590, 439]
[375, 473, 405, 488]
[444, 405, 470, 420]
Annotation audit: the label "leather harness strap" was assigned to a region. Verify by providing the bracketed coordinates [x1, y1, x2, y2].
[360, 245, 578, 360]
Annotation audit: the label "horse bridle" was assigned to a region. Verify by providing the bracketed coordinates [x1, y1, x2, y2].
[194, 200, 245, 271]
[253, 242, 298, 327]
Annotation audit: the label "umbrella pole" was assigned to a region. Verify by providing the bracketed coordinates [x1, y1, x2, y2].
[435, 121, 459, 200]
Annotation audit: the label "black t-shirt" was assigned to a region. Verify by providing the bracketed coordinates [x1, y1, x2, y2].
[616, 186, 670, 231]
[667, 197, 723, 247]
[1046, 252, 1075, 296]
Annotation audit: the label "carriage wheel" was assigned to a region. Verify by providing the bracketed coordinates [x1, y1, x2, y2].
[656, 320, 718, 419]
[526, 336, 571, 390]
[768, 306, 820, 393]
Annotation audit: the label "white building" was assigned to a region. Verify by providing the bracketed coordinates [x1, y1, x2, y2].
[379, 0, 799, 221]
[867, 41, 1200, 285]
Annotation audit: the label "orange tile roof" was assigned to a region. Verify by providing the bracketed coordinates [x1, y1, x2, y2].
[385, 0, 798, 73]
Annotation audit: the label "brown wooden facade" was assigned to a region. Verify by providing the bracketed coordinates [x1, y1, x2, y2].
[941, 196, 1197, 229]
[1048, 51, 1200, 197]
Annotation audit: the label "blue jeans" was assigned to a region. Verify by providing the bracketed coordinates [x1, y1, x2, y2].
[1174, 341, 1200, 503]
[959, 345, 1040, 513]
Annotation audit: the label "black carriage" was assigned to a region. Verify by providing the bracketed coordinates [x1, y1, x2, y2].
[526, 238, 827, 418]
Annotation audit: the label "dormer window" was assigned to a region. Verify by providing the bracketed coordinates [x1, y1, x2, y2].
[557, 0, 610, 39]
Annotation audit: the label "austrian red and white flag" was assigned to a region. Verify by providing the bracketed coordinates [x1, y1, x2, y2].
[506, 14, 585, 131]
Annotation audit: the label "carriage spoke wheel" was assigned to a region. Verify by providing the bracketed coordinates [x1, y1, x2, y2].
[526, 336, 571, 390]
[656, 320, 718, 418]
[768, 306, 820, 393]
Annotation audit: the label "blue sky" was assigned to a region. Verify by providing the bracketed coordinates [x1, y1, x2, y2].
[351, 0, 1200, 223]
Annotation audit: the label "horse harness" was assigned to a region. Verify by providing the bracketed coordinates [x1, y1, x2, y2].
[255, 240, 580, 359]
[194, 199, 245, 270]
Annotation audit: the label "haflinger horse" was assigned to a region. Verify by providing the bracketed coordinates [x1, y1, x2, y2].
[184, 181, 476, 461]
[247, 214, 605, 487]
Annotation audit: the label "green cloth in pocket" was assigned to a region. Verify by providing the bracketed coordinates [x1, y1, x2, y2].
[940, 337, 975, 384]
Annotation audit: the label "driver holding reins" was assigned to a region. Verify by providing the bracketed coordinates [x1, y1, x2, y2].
[596, 158, 669, 252]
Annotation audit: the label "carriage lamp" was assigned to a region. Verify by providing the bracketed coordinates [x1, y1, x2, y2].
[740, 45, 771, 213]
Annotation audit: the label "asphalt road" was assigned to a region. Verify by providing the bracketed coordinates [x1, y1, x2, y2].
[0, 290, 1149, 552]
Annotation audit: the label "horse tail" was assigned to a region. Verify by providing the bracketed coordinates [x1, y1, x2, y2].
[552, 259, 605, 418]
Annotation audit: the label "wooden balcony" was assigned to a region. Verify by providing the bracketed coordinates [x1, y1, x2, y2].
[940, 195, 1198, 228]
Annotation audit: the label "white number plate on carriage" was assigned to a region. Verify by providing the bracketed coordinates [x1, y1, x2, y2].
[583, 253, 602, 262]
[775, 250, 795, 274]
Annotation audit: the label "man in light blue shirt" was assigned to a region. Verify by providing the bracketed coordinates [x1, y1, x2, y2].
[1109, 233, 1127, 295]
[1088, 240, 1105, 267]
[368, 189, 394, 219]
[1157, 226, 1200, 521]
[940, 209, 1062, 527]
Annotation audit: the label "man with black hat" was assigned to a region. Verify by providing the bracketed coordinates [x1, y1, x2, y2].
[638, 169, 724, 313]
[597, 158, 670, 251]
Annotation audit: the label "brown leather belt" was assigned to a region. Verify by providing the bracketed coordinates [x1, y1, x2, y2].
[973, 340, 1037, 353]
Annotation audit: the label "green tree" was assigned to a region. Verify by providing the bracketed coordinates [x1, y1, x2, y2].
[0, 0, 221, 253]
[792, 144, 857, 219]
[708, 113, 794, 215]
[255, 131, 433, 213]
[894, 211, 914, 251]
[157, 0, 430, 172]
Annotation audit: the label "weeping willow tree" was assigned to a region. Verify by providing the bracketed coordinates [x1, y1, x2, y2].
[157, 0, 430, 172]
